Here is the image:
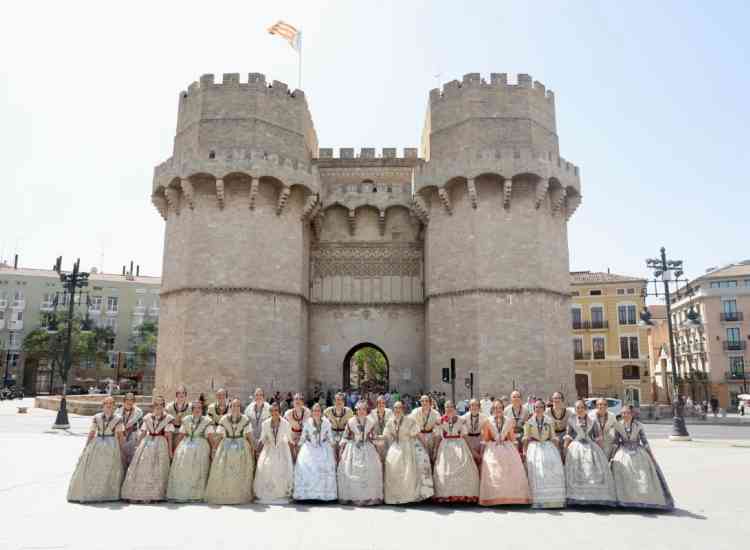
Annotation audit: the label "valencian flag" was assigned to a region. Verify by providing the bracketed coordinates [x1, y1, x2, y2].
[267, 20, 301, 52]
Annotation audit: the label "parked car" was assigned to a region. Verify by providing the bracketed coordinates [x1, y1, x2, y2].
[584, 397, 624, 419]
[67, 385, 87, 395]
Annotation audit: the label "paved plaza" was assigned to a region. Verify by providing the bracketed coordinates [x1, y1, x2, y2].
[1, 399, 749, 550]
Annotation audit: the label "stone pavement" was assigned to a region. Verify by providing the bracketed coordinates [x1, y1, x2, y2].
[1, 399, 749, 550]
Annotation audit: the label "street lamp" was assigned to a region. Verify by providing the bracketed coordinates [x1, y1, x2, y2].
[51, 257, 90, 430]
[643, 247, 694, 441]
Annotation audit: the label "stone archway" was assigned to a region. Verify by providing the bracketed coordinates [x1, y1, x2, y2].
[343, 343, 389, 393]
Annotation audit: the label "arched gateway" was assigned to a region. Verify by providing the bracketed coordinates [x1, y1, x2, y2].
[343, 343, 389, 393]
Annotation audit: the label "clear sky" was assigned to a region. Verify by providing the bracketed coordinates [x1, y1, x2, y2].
[1, 1, 748, 281]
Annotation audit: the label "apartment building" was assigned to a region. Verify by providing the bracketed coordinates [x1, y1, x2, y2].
[570, 271, 651, 405]
[0, 260, 161, 394]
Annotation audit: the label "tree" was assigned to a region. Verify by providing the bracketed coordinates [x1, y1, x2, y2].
[22, 317, 90, 392]
[79, 326, 115, 386]
[129, 320, 158, 371]
[352, 346, 387, 391]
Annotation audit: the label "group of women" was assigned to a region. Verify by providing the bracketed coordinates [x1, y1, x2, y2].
[67, 389, 674, 512]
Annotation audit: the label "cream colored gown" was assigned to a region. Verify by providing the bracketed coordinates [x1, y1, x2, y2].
[166, 414, 212, 502]
[433, 416, 480, 503]
[523, 416, 566, 509]
[254, 417, 294, 504]
[67, 413, 124, 503]
[205, 414, 255, 505]
[121, 413, 174, 502]
[369, 408, 392, 462]
[337, 416, 383, 506]
[383, 415, 434, 504]
[409, 407, 441, 457]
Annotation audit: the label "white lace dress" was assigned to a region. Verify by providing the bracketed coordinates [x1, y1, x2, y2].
[383, 415, 434, 504]
[337, 416, 383, 506]
[166, 415, 212, 502]
[121, 413, 174, 502]
[293, 418, 337, 501]
[564, 415, 616, 506]
[254, 418, 294, 504]
[115, 405, 143, 468]
[205, 414, 255, 505]
[67, 413, 124, 503]
[523, 416, 566, 509]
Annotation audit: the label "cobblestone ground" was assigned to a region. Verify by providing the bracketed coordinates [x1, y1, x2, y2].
[1, 399, 749, 550]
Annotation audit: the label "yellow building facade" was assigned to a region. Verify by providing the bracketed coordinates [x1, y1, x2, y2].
[570, 271, 651, 405]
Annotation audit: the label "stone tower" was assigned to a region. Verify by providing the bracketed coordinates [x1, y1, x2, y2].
[150, 71, 581, 402]
[415, 73, 581, 399]
[150, 73, 320, 400]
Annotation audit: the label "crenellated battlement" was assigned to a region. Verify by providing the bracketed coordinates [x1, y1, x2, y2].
[316, 147, 420, 160]
[429, 72, 555, 105]
[182, 72, 305, 100]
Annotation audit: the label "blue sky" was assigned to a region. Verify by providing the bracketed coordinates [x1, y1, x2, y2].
[1, 1, 747, 280]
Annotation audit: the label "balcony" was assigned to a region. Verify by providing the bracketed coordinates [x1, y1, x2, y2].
[725, 371, 748, 381]
[106, 308, 119, 317]
[593, 351, 606, 360]
[11, 300, 25, 310]
[684, 371, 709, 382]
[723, 340, 746, 351]
[720, 311, 743, 322]
[8, 320, 23, 331]
[134, 305, 146, 315]
[574, 351, 592, 361]
[572, 320, 609, 330]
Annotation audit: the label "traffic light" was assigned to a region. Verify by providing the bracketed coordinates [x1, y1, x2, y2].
[450, 358, 456, 381]
[442, 368, 450, 383]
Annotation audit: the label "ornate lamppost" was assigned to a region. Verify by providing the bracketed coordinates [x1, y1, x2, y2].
[640, 247, 699, 441]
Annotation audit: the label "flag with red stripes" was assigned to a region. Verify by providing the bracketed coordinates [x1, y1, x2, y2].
[267, 20, 301, 52]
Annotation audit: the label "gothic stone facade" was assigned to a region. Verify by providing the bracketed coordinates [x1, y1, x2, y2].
[150, 71, 582, 402]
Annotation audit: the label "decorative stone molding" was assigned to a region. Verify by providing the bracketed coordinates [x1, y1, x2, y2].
[276, 185, 291, 215]
[379, 209, 386, 236]
[426, 286, 571, 301]
[466, 178, 478, 209]
[248, 178, 259, 210]
[180, 178, 195, 209]
[437, 187, 452, 215]
[565, 194, 582, 220]
[160, 285, 307, 302]
[301, 194, 319, 221]
[215, 178, 225, 209]
[502, 179, 512, 209]
[151, 194, 167, 219]
[347, 209, 356, 235]
[311, 243, 423, 278]
[165, 187, 180, 214]
[411, 196, 429, 224]
[535, 179, 549, 209]
[312, 212, 324, 240]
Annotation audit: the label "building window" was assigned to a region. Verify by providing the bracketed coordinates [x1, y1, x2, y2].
[616, 288, 625, 295]
[727, 327, 741, 342]
[107, 296, 119, 313]
[90, 296, 102, 310]
[618, 304, 637, 325]
[623, 365, 640, 380]
[723, 300, 737, 313]
[107, 351, 118, 369]
[573, 338, 583, 360]
[105, 317, 118, 332]
[571, 291, 580, 297]
[571, 308, 582, 329]
[729, 356, 745, 377]
[593, 337, 605, 359]
[8, 332, 19, 348]
[589, 290, 602, 296]
[590, 306, 604, 328]
[711, 280, 738, 288]
[620, 336, 639, 359]
[626, 288, 635, 295]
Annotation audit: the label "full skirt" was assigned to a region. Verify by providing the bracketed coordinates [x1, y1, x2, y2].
[121, 436, 171, 502]
[384, 440, 434, 504]
[525, 440, 566, 509]
[67, 437, 123, 503]
[479, 441, 531, 506]
[121, 430, 139, 467]
[337, 442, 383, 505]
[293, 443, 337, 501]
[433, 439, 480, 503]
[611, 445, 674, 510]
[166, 438, 211, 502]
[254, 444, 294, 504]
[205, 439, 255, 505]
[565, 440, 616, 506]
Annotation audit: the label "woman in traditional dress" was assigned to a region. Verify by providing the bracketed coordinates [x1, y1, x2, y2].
[545, 392, 571, 461]
[523, 399, 566, 509]
[67, 396, 124, 503]
[369, 394, 392, 463]
[410, 394, 441, 462]
[324, 392, 353, 461]
[245, 387, 271, 447]
[166, 400, 212, 502]
[592, 398, 618, 459]
[461, 398, 488, 467]
[166, 385, 190, 454]
[383, 401, 434, 504]
[504, 391, 530, 457]
[432, 400, 480, 504]
[284, 393, 310, 462]
[563, 400, 616, 507]
[293, 403, 337, 501]
[254, 402, 295, 504]
[205, 398, 255, 505]
[116, 392, 143, 468]
[337, 401, 383, 506]
[611, 405, 674, 510]
[479, 400, 530, 506]
[121, 396, 174, 503]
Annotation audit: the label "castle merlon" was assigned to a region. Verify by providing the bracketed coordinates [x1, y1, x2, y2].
[182, 72, 305, 101]
[428, 72, 555, 104]
[316, 148, 420, 160]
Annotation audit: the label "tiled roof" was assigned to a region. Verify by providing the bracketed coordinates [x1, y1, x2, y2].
[699, 262, 750, 280]
[570, 271, 645, 285]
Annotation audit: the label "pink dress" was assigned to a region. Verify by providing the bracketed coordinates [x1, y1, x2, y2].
[479, 416, 531, 506]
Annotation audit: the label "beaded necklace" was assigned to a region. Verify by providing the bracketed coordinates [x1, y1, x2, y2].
[271, 418, 280, 446]
[535, 415, 545, 435]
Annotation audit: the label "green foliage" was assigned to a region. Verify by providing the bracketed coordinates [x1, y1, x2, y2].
[352, 346, 387, 385]
[129, 320, 158, 369]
